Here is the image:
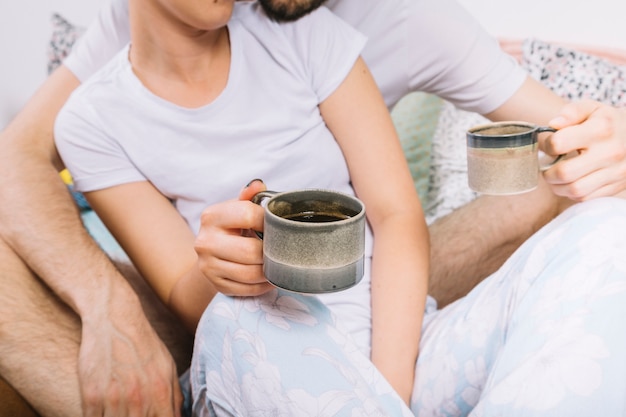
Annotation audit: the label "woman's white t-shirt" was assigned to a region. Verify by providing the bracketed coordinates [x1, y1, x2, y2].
[56, 3, 378, 353]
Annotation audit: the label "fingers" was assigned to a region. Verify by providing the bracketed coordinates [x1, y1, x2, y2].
[195, 195, 273, 296]
[195, 231, 269, 295]
[79, 302, 186, 417]
[197, 234, 263, 275]
[540, 100, 626, 200]
[548, 99, 601, 129]
[544, 156, 626, 201]
[543, 100, 609, 156]
[210, 274, 274, 296]
[199, 195, 264, 234]
[81, 356, 182, 417]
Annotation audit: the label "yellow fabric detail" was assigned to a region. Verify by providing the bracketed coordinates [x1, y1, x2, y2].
[59, 169, 73, 185]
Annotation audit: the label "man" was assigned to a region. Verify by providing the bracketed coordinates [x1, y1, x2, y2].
[0, 0, 624, 416]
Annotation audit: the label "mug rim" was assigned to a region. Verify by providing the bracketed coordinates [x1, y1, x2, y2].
[467, 121, 539, 149]
[265, 188, 365, 228]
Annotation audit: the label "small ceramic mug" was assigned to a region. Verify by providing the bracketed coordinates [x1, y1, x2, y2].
[252, 189, 366, 294]
[466, 121, 564, 195]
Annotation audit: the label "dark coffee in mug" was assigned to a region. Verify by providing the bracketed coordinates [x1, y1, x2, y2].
[252, 189, 366, 294]
[283, 211, 354, 223]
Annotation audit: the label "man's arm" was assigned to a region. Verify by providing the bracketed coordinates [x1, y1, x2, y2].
[487, 76, 626, 200]
[0, 65, 184, 416]
[427, 76, 573, 307]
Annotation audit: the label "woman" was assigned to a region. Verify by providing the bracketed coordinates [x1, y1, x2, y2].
[55, 0, 428, 414]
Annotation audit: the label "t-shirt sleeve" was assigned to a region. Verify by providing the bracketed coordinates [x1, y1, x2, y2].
[404, 0, 526, 114]
[54, 93, 145, 193]
[63, 0, 130, 82]
[286, 7, 368, 103]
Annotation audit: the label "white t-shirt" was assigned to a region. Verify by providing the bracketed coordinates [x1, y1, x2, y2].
[65, 0, 526, 113]
[56, 3, 376, 353]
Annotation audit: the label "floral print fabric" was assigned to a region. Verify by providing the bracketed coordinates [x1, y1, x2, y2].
[192, 290, 413, 416]
[190, 197, 626, 416]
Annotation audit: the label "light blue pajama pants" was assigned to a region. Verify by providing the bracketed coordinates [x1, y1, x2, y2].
[189, 197, 626, 416]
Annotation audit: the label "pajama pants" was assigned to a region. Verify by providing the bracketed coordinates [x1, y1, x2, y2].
[189, 197, 626, 416]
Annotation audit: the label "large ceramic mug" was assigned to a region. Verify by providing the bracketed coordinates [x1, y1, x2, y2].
[466, 121, 564, 195]
[252, 189, 366, 294]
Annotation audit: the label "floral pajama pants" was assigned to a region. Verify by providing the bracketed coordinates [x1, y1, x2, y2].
[189, 197, 626, 416]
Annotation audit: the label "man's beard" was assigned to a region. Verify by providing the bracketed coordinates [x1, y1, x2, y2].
[257, 0, 329, 22]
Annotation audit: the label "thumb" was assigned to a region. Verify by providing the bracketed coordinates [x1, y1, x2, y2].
[548, 99, 601, 129]
[239, 178, 266, 201]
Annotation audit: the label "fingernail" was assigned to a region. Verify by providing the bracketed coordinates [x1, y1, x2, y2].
[245, 178, 264, 187]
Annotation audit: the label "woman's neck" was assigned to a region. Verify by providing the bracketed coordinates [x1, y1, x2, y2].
[128, 2, 232, 108]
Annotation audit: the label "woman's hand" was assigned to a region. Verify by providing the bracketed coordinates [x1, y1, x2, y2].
[194, 179, 274, 296]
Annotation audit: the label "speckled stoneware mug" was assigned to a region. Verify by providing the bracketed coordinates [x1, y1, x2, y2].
[251, 189, 366, 294]
[466, 121, 564, 195]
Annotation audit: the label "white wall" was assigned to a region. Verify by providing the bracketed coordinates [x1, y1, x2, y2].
[0, 0, 104, 129]
[457, 0, 626, 50]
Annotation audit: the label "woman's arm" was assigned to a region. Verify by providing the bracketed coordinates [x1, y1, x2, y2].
[320, 57, 429, 404]
[84, 180, 216, 332]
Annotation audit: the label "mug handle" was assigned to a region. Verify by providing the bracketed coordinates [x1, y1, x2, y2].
[537, 126, 565, 172]
[250, 190, 278, 239]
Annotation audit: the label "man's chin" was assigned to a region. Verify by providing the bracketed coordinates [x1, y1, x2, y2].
[257, 0, 329, 22]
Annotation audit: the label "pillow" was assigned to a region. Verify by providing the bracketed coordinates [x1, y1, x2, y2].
[391, 92, 443, 207]
[521, 38, 626, 106]
[48, 13, 86, 75]
[424, 102, 483, 225]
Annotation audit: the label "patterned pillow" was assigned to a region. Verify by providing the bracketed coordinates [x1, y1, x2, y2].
[521, 38, 626, 106]
[424, 39, 626, 224]
[49, 14, 90, 210]
[48, 13, 86, 75]
[424, 102, 483, 224]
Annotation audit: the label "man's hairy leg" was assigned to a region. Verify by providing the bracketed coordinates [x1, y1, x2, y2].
[0, 235, 83, 416]
[428, 179, 573, 308]
[0, 237, 193, 417]
[0, 66, 192, 417]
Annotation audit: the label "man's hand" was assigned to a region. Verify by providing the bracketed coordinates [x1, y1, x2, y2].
[78, 304, 183, 417]
[194, 179, 273, 296]
[542, 100, 626, 201]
